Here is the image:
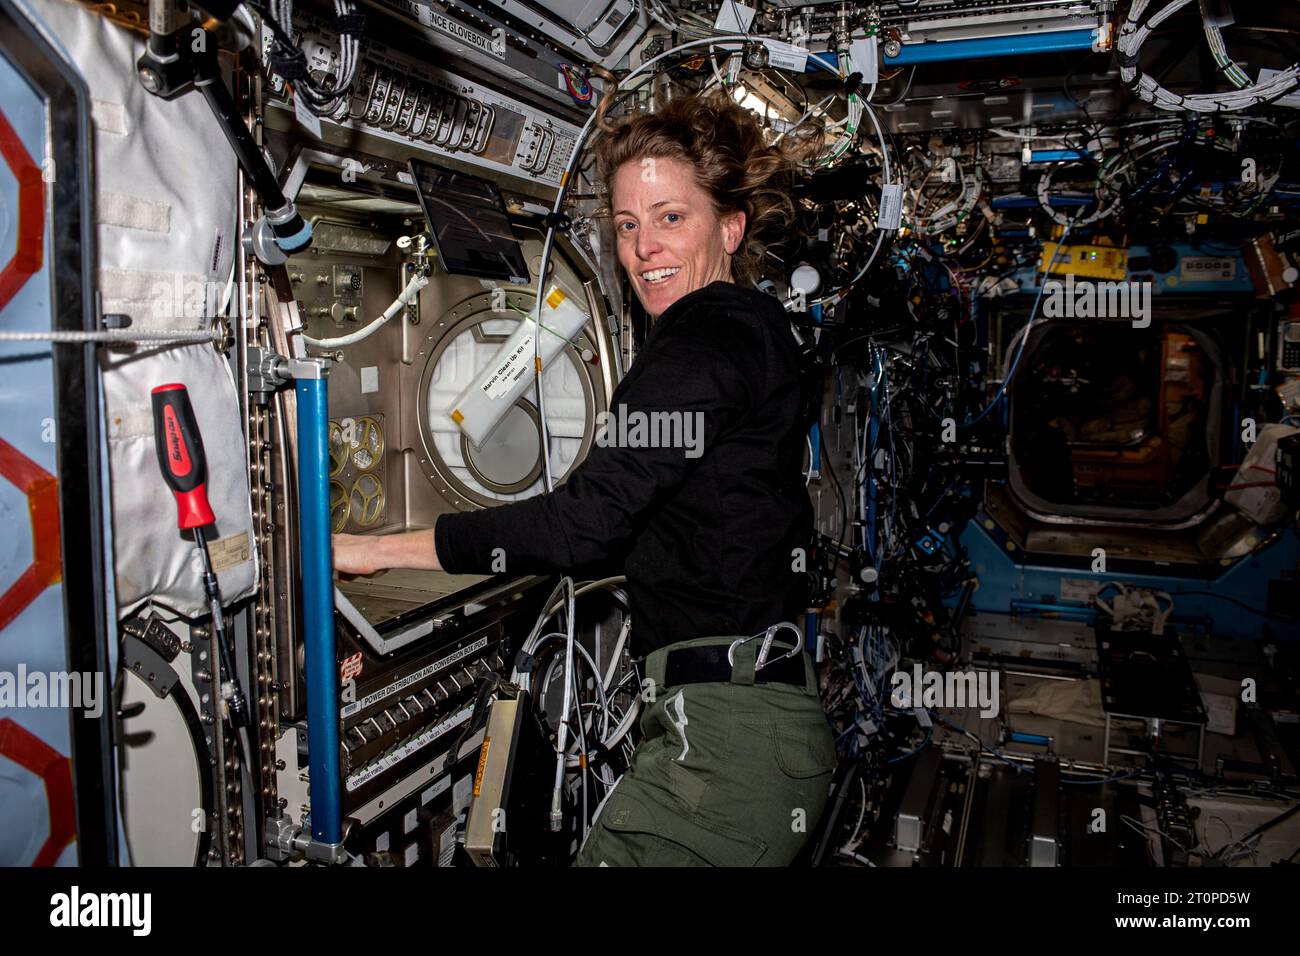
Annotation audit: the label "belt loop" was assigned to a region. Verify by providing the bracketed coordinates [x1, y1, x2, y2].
[645, 647, 667, 696]
[731, 640, 756, 687]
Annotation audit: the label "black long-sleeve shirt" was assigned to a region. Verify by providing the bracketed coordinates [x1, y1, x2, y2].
[434, 280, 814, 657]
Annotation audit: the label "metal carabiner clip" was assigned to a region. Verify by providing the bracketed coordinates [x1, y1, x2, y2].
[728, 621, 804, 672]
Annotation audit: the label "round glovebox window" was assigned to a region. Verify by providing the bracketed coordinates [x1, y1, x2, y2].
[463, 400, 544, 492]
[416, 291, 603, 509]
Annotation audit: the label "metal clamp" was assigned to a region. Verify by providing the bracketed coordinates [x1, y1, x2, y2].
[263, 811, 349, 865]
[248, 347, 332, 403]
[727, 621, 804, 672]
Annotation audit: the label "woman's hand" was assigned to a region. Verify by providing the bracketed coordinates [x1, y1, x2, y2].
[333, 533, 386, 576]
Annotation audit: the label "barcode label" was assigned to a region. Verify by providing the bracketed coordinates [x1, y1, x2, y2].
[293, 92, 323, 138]
[764, 39, 809, 74]
[879, 183, 904, 230]
[849, 35, 878, 84]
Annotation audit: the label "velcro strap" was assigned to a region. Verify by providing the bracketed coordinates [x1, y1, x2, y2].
[335, 12, 366, 35]
[270, 47, 310, 81]
[664, 643, 805, 688]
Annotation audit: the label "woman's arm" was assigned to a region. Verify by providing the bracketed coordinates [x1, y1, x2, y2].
[332, 306, 765, 576]
[334, 528, 440, 575]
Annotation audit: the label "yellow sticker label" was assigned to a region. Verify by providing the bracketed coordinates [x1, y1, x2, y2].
[451, 409, 464, 424]
[473, 736, 491, 797]
[545, 287, 566, 309]
[208, 531, 252, 573]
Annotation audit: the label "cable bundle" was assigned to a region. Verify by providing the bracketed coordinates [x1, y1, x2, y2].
[1117, 0, 1299, 112]
[909, 156, 985, 237]
[511, 577, 640, 839]
[264, 0, 363, 121]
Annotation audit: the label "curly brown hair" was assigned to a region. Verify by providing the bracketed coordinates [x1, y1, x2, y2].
[590, 89, 803, 286]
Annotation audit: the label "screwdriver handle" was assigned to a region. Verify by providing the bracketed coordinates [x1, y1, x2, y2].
[151, 383, 216, 530]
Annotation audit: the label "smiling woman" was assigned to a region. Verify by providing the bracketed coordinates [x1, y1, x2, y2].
[593, 89, 803, 315]
[333, 89, 833, 867]
[609, 156, 741, 318]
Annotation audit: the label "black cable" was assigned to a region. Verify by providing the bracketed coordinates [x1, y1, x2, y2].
[879, 65, 916, 107]
[819, 427, 850, 562]
[1213, 800, 1300, 861]
[248, 0, 354, 112]
[1176, 590, 1300, 623]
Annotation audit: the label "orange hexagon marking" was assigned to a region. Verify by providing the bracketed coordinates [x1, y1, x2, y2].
[0, 106, 45, 312]
[0, 718, 75, 866]
[0, 438, 61, 631]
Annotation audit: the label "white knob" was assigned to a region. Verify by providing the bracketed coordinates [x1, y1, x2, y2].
[791, 263, 821, 295]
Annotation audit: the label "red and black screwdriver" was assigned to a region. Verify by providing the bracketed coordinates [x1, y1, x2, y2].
[151, 383, 249, 729]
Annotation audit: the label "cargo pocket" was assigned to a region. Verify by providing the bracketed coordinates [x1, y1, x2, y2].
[599, 790, 768, 867]
[771, 718, 838, 780]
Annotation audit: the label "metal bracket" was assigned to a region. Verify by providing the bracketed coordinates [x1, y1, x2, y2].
[243, 218, 288, 267]
[248, 348, 332, 403]
[121, 632, 179, 700]
[263, 811, 349, 864]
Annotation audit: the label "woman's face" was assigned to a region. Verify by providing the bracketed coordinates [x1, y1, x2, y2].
[611, 155, 745, 317]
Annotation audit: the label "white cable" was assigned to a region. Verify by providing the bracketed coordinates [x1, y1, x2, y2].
[837, 848, 877, 866]
[1118, 0, 1300, 112]
[301, 271, 428, 348]
[269, 0, 360, 120]
[535, 630, 609, 719]
[987, 128, 1062, 141]
[643, 0, 678, 31]
[781, 82, 889, 307]
[708, 44, 731, 90]
[1038, 157, 1123, 228]
[571, 696, 640, 764]
[910, 160, 983, 236]
[511, 579, 570, 694]
[549, 578, 576, 830]
[1198, 0, 1251, 88]
[512, 577, 639, 832]
[601, 616, 633, 692]
[840, 775, 869, 853]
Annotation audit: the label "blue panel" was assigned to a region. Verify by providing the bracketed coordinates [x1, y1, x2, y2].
[1007, 244, 1254, 296]
[883, 29, 1097, 66]
[958, 514, 1300, 641]
[0, 39, 77, 866]
[1028, 149, 1090, 164]
[991, 194, 1093, 209]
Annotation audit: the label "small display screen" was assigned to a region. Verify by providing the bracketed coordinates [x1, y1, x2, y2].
[408, 158, 530, 284]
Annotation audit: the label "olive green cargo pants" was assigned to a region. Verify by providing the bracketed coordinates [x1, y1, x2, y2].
[573, 633, 837, 866]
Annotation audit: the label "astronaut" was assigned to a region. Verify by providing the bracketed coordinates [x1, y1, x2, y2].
[334, 90, 836, 865]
